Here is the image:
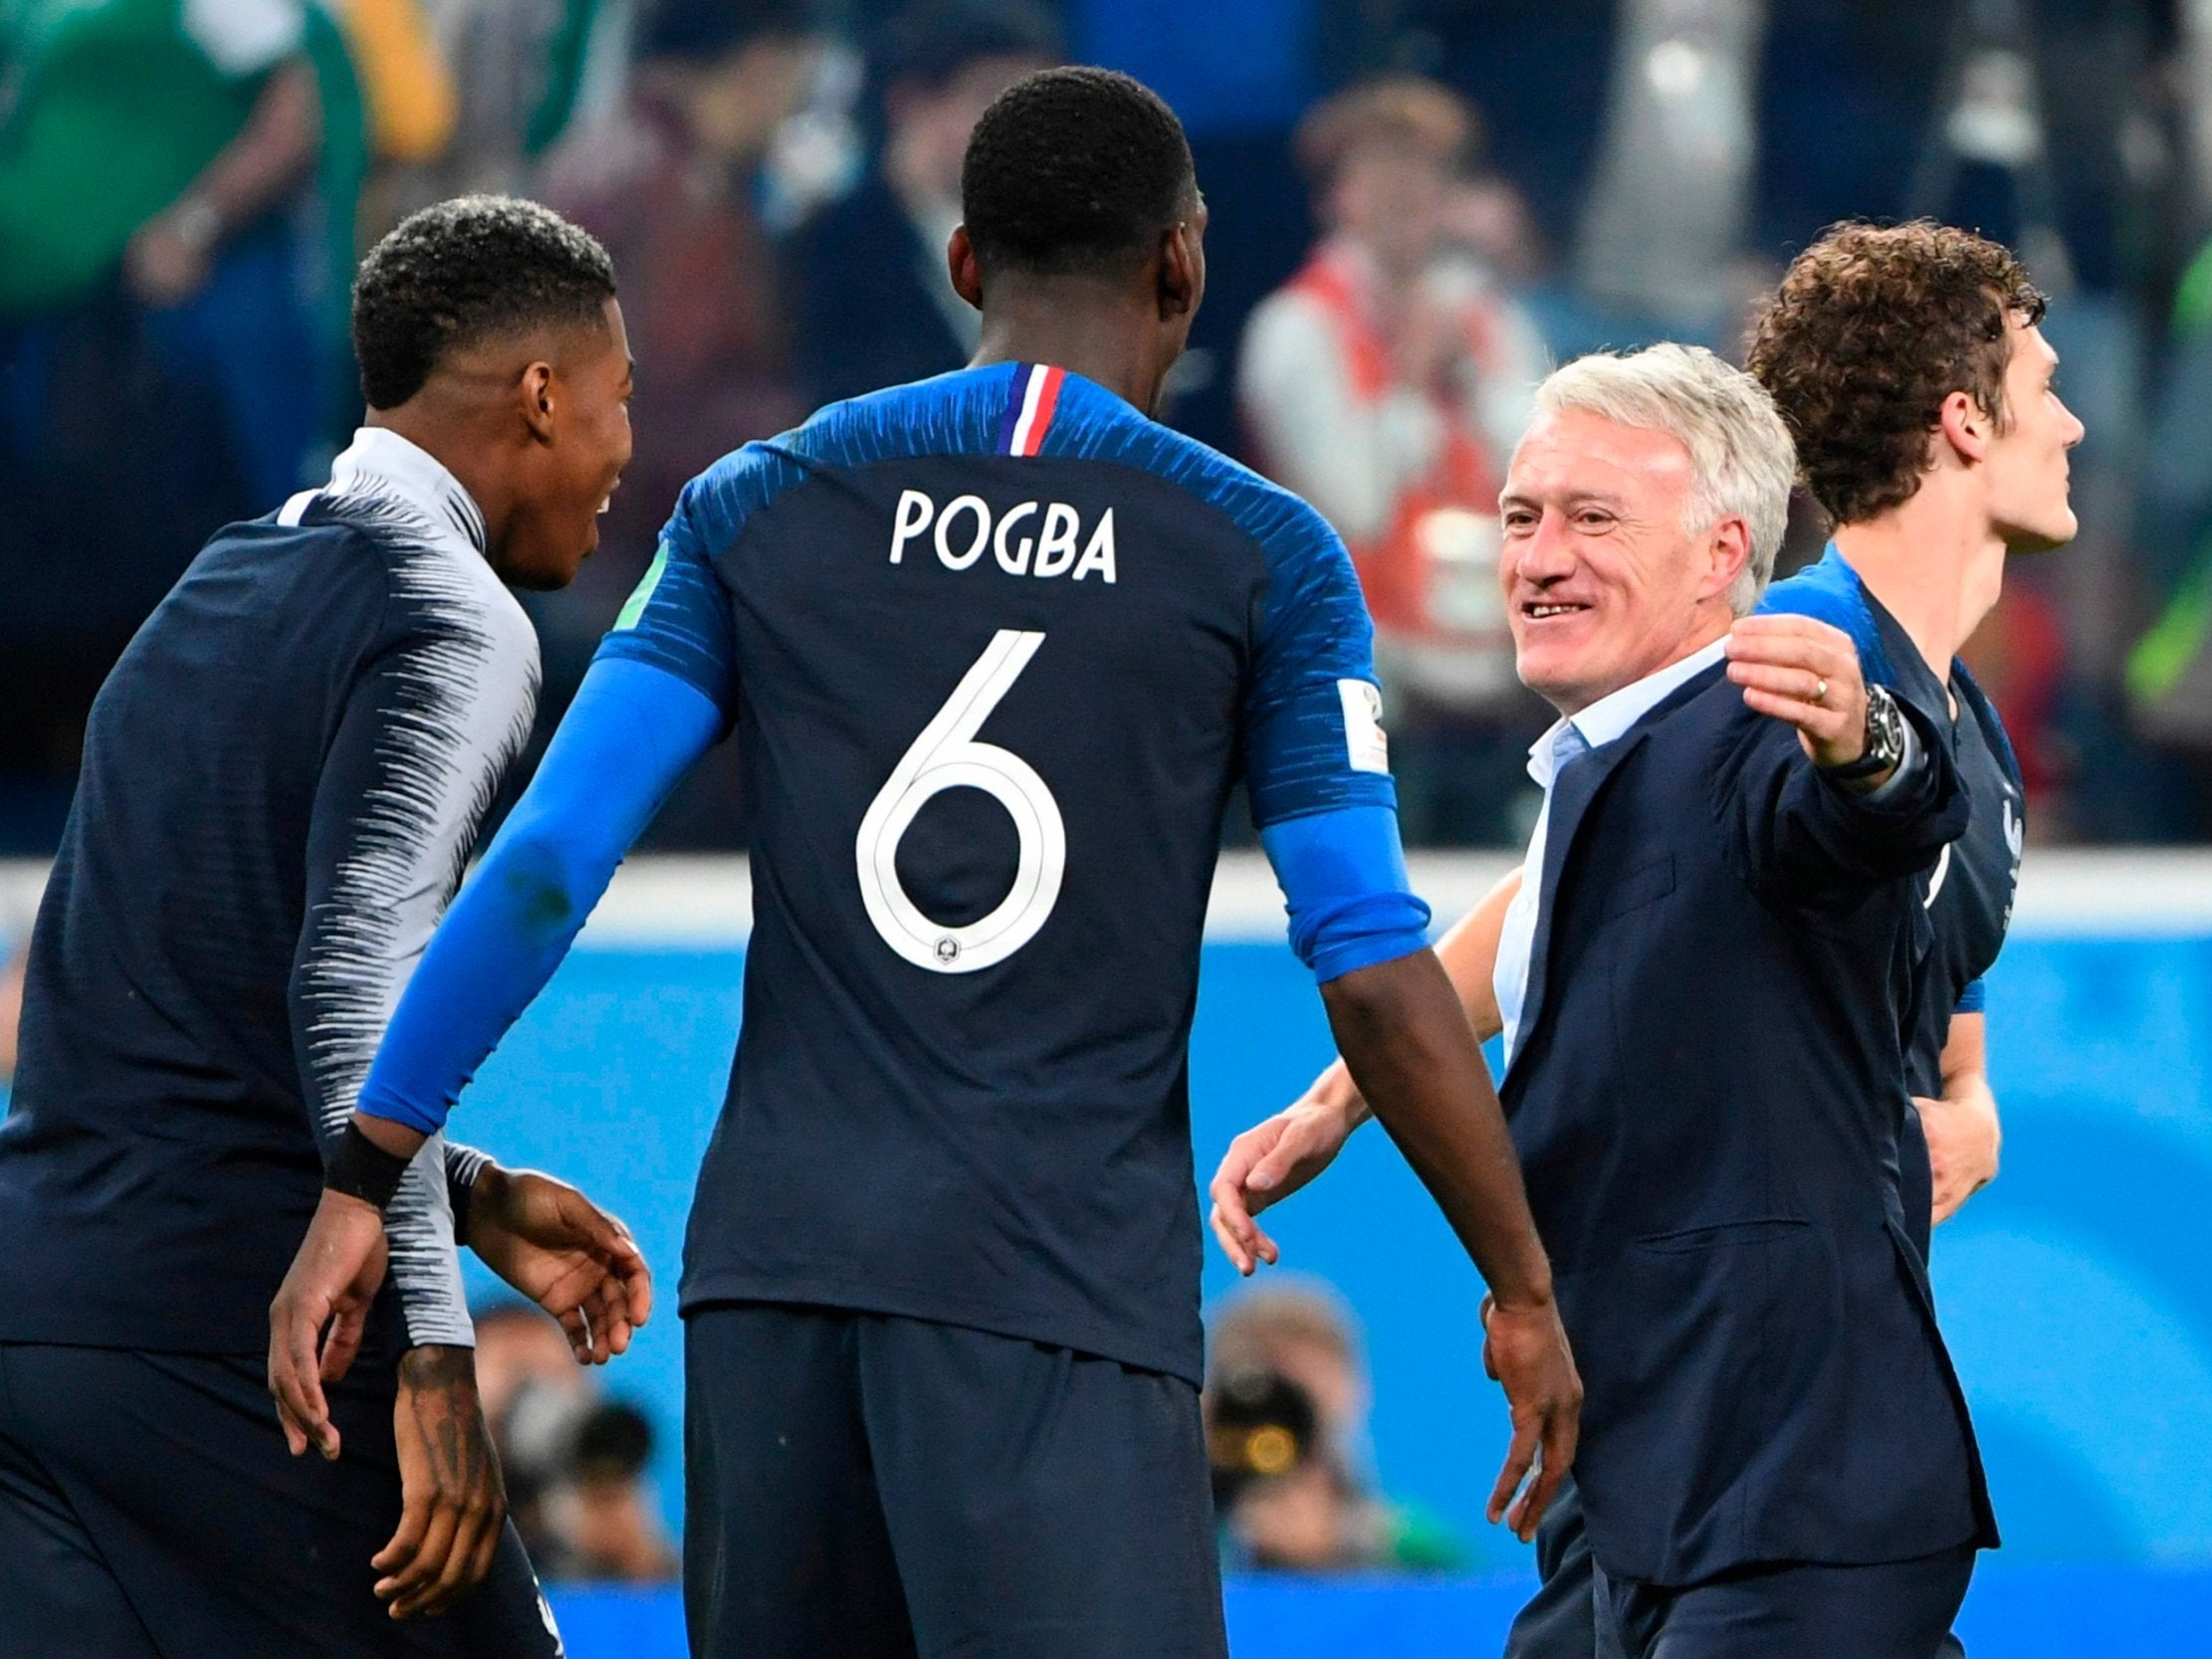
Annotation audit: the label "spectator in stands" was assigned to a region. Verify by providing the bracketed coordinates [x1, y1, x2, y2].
[386, 0, 591, 204]
[541, 1400, 680, 1583]
[780, 0, 1062, 410]
[1206, 1280, 1466, 1573]
[0, 0, 351, 507]
[544, 0, 816, 585]
[476, 1299, 593, 1435]
[476, 1300, 597, 1564]
[1238, 77, 1551, 844]
[528, 0, 835, 847]
[474, 1299, 676, 1582]
[0, 0, 365, 856]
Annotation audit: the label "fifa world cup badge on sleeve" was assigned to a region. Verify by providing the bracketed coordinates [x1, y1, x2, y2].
[1338, 680, 1391, 774]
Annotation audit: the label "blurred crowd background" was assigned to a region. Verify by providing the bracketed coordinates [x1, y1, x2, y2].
[10, 0, 2212, 1589]
[17, 0, 2212, 853]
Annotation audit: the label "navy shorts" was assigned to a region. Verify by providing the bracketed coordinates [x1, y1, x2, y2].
[0, 1342, 562, 1659]
[683, 1301, 1228, 1659]
[1521, 1486, 1973, 1659]
[1606, 1544, 1975, 1659]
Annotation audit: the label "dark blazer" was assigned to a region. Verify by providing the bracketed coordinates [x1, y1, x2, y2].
[1501, 661, 1999, 1588]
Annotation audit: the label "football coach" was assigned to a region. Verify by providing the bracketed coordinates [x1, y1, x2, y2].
[1487, 343, 1997, 1655]
[1211, 341, 1999, 1656]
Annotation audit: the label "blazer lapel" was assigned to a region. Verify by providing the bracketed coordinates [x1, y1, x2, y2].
[1504, 664, 1726, 1091]
[1503, 734, 1640, 1091]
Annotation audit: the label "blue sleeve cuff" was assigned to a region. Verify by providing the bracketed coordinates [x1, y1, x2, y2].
[1955, 977, 1987, 1015]
[1260, 804, 1433, 985]
[357, 1078, 445, 1137]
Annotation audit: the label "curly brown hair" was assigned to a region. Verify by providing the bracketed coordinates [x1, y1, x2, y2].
[1745, 220, 2046, 525]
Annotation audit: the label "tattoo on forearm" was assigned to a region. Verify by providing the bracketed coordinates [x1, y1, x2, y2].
[397, 1346, 498, 1499]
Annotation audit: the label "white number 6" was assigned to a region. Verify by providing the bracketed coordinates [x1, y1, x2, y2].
[856, 629, 1065, 973]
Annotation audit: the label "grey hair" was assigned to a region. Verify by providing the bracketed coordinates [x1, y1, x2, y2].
[1532, 343, 1797, 615]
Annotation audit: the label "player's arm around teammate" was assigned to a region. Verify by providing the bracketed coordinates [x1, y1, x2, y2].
[278, 616, 656, 1617]
[271, 654, 714, 1555]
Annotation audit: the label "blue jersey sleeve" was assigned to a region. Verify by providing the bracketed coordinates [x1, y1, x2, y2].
[595, 475, 744, 727]
[1260, 805, 1432, 983]
[1241, 504, 1400, 829]
[1955, 978, 1987, 1015]
[355, 658, 721, 1134]
[1239, 503, 1426, 980]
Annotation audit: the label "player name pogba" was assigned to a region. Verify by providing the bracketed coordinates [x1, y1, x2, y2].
[889, 489, 1117, 584]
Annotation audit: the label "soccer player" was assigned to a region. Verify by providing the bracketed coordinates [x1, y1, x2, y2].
[1209, 220, 2080, 1659]
[0, 197, 651, 1656]
[269, 68, 1580, 1658]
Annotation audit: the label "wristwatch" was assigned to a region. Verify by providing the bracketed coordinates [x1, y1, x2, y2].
[1822, 683, 1907, 782]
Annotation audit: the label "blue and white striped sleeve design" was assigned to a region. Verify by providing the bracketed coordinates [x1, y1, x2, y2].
[288, 500, 541, 1348]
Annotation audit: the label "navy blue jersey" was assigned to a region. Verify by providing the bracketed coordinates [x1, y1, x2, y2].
[0, 431, 530, 1354]
[1761, 547, 2026, 1096]
[596, 364, 1403, 1380]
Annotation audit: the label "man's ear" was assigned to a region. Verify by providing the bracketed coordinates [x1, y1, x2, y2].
[1158, 221, 1199, 321]
[1703, 516, 1753, 604]
[949, 225, 984, 311]
[1934, 387, 1991, 467]
[520, 360, 557, 445]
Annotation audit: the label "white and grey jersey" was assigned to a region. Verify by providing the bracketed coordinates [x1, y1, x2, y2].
[282, 431, 540, 1348]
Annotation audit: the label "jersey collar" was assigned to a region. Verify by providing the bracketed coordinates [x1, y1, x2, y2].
[326, 428, 490, 556]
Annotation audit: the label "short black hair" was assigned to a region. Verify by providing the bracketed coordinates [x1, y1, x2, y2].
[961, 67, 1195, 278]
[352, 195, 617, 411]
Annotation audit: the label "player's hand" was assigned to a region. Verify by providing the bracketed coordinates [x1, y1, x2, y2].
[268, 1188, 389, 1460]
[1725, 615, 1874, 771]
[1479, 1292, 1581, 1543]
[466, 1164, 652, 1364]
[1208, 1098, 1360, 1276]
[376, 1345, 506, 1618]
[1919, 1092, 2001, 1226]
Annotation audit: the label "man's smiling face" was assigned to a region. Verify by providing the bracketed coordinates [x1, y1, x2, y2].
[1499, 407, 1741, 717]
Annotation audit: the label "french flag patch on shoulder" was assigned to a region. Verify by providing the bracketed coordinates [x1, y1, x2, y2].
[996, 362, 1067, 457]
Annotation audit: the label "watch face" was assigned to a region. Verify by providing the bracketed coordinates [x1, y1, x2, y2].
[1870, 688, 1905, 764]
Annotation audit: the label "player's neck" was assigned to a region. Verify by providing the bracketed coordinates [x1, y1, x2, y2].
[1832, 492, 2006, 683]
[365, 405, 511, 556]
[972, 290, 1173, 417]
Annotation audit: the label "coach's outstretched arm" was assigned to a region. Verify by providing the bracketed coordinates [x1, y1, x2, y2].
[270, 657, 716, 1469]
